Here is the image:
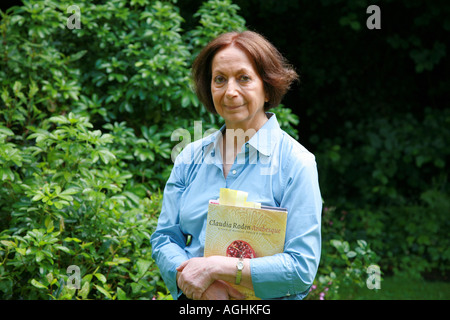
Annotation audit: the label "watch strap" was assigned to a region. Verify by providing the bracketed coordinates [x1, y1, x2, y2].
[235, 257, 244, 285]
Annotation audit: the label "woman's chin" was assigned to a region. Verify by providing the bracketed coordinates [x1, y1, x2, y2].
[222, 114, 249, 127]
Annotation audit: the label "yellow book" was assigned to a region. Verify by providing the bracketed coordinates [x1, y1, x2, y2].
[204, 188, 288, 300]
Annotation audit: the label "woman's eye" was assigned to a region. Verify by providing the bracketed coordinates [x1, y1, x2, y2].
[214, 75, 226, 84]
[239, 75, 251, 83]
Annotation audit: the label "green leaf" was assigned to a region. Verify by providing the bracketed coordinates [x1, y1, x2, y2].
[57, 194, 73, 201]
[49, 115, 70, 124]
[55, 245, 72, 253]
[330, 239, 342, 249]
[31, 192, 45, 202]
[35, 251, 44, 263]
[0, 168, 14, 181]
[31, 279, 47, 289]
[106, 256, 131, 266]
[16, 247, 27, 255]
[78, 281, 90, 300]
[181, 94, 190, 107]
[69, 50, 87, 62]
[357, 240, 368, 249]
[0, 240, 17, 248]
[53, 201, 64, 209]
[95, 284, 113, 299]
[136, 259, 152, 278]
[115, 257, 131, 264]
[45, 217, 54, 233]
[94, 273, 107, 284]
[60, 188, 80, 195]
[0, 127, 14, 136]
[116, 287, 127, 300]
[64, 237, 82, 243]
[98, 149, 116, 164]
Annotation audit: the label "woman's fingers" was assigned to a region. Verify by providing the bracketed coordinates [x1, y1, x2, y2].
[222, 281, 246, 300]
[176, 257, 215, 300]
[176, 260, 189, 272]
[200, 280, 230, 300]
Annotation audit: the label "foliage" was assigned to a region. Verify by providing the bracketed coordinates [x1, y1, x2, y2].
[317, 109, 450, 277]
[319, 108, 450, 208]
[306, 206, 381, 300]
[0, 112, 168, 299]
[185, 0, 246, 57]
[340, 275, 450, 300]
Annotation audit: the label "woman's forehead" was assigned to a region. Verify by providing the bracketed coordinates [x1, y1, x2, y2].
[211, 46, 258, 74]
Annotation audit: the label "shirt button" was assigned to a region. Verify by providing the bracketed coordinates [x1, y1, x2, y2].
[232, 170, 237, 175]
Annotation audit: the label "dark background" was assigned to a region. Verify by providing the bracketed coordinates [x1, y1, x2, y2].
[179, 0, 449, 152]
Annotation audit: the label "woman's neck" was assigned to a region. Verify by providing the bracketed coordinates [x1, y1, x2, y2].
[224, 111, 269, 133]
[221, 112, 269, 170]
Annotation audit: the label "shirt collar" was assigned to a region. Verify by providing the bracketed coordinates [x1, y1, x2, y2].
[201, 112, 282, 157]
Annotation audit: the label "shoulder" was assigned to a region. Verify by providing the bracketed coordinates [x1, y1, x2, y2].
[276, 131, 321, 204]
[278, 130, 317, 169]
[174, 131, 216, 166]
[170, 131, 218, 186]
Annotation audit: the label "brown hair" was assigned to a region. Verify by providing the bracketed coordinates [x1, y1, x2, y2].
[191, 30, 299, 113]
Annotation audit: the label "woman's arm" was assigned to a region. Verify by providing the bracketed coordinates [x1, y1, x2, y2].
[176, 256, 251, 300]
[150, 158, 190, 299]
[250, 150, 322, 299]
[200, 280, 245, 300]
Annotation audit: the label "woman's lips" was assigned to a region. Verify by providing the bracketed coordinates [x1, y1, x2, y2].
[224, 104, 244, 110]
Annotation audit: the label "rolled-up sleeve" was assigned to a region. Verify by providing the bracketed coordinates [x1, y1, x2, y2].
[251, 151, 322, 299]
[150, 158, 189, 299]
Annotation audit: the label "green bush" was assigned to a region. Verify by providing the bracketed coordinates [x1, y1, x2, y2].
[0, 112, 167, 299]
[317, 108, 450, 277]
[319, 108, 450, 208]
[307, 206, 381, 300]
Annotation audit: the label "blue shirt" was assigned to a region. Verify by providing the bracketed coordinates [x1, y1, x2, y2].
[150, 113, 322, 300]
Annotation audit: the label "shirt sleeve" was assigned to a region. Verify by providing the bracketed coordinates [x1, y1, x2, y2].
[150, 155, 190, 300]
[250, 149, 322, 299]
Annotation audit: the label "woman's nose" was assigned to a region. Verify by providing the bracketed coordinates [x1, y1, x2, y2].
[225, 79, 238, 98]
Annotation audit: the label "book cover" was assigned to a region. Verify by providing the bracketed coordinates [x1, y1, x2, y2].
[204, 197, 287, 300]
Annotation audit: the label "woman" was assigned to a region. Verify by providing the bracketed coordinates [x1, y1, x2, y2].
[150, 31, 322, 300]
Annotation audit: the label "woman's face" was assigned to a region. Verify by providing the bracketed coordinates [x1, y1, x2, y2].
[211, 45, 268, 130]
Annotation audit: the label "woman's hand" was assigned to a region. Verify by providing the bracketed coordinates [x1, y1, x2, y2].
[176, 256, 250, 300]
[176, 257, 216, 300]
[200, 280, 245, 300]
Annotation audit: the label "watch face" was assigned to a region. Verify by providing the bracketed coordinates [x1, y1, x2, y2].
[237, 261, 244, 270]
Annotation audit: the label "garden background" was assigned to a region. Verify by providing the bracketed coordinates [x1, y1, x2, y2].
[0, 0, 448, 300]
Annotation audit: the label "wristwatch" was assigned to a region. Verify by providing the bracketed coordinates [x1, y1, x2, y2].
[235, 257, 244, 285]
